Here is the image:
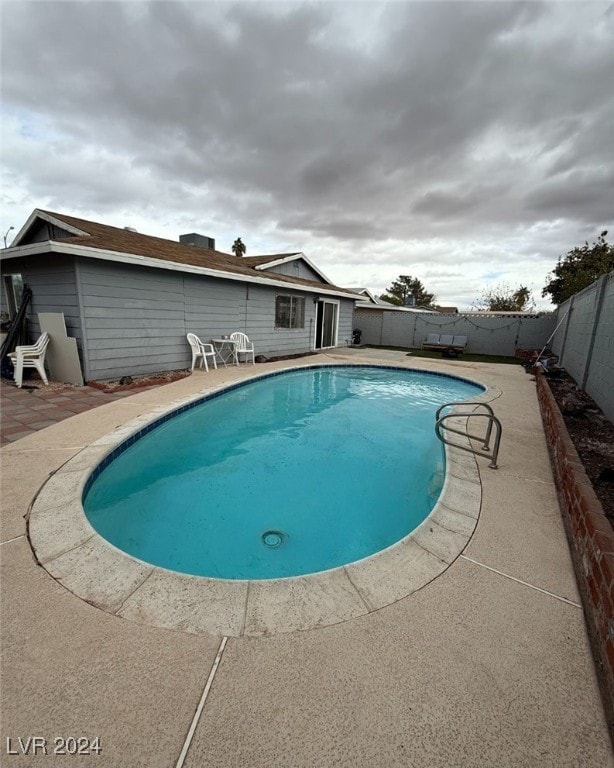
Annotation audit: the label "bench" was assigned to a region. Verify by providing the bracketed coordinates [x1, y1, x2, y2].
[421, 334, 467, 355]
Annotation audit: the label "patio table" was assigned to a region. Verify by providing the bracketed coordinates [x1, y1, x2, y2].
[211, 338, 239, 367]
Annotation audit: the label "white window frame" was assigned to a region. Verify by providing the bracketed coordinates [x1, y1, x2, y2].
[275, 294, 306, 330]
[314, 298, 340, 349]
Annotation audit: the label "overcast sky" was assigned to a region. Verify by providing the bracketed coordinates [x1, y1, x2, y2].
[2, 1, 613, 309]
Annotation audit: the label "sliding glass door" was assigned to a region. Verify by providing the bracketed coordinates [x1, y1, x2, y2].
[315, 300, 339, 349]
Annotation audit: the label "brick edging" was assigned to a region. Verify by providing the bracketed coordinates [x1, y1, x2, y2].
[535, 372, 614, 737]
[87, 370, 189, 393]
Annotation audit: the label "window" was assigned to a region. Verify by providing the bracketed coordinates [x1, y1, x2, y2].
[275, 295, 305, 329]
[2, 274, 23, 318]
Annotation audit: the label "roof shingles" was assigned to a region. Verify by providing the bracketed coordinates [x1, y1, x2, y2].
[40, 210, 358, 297]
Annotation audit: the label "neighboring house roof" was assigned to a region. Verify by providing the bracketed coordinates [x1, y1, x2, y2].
[4, 209, 362, 301]
[433, 305, 458, 314]
[347, 288, 384, 304]
[355, 301, 438, 313]
[349, 287, 439, 312]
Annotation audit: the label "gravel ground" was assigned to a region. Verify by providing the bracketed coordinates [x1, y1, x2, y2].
[546, 372, 614, 523]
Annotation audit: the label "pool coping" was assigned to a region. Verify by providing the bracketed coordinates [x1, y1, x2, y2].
[28, 363, 501, 637]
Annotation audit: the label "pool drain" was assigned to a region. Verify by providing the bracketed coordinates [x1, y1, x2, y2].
[262, 530, 284, 548]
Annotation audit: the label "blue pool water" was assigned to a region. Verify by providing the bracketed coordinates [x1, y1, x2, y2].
[84, 366, 483, 579]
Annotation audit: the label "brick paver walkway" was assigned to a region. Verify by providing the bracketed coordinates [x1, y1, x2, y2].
[0, 378, 157, 446]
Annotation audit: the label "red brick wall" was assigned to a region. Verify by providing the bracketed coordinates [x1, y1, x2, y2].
[536, 372, 614, 735]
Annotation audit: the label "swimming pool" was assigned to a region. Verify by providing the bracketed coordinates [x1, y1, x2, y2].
[83, 366, 483, 579]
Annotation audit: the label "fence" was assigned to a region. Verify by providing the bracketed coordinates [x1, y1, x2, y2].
[354, 309, 556, 358]
[550, 271, 614, 423]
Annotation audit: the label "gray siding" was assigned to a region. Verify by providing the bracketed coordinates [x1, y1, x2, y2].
[3, 251, 355, 380]
[1, 253, 83, 349]
[338, 301, 354, 346]
[264, 259, 325, 283]
[77, 259, 356, 379]
[186, 278, 317, 358]
[77, 259, 188, 380]
[184, 274, 249, 345]
[248, 285, 318, 356]
[185, 275, 354, 357]
[186, 279, 355, 358]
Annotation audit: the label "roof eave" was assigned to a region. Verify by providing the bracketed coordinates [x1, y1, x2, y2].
[10, 209, 89, 247]
[1, 241, 362, 300]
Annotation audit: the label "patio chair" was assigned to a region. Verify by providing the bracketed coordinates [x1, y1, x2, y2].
[422, 333, 442, 350]
[8, 332, 50, 388]
[186, 333, 218, 373]
[229, 332, 255, 365]
[452, 335, 467, 352]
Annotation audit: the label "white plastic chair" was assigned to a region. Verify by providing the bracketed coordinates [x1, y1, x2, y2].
[229, 332, 255, 365]
[186, 333, 218, 372]
[8, 332, 50, 388]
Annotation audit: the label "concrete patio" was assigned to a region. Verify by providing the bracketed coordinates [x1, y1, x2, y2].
[1, 348, 611, 767]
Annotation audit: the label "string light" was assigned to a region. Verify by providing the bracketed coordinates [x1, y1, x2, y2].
[413, 316, 524, 332]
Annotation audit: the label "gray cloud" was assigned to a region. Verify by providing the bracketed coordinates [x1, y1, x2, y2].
[1, 1, 613, 308]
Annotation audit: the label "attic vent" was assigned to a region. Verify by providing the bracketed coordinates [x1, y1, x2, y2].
[180, 233, 215, 250]
[123, 227, 138, 232]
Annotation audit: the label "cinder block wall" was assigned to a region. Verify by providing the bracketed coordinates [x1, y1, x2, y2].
[551, 272, 614, 423]
[354, 310, 556, 357]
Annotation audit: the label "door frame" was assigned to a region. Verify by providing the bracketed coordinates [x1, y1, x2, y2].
[314, 299, 340, 349]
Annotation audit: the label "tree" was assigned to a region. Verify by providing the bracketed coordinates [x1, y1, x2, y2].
[232, 237, 246, 257]
[542, 231, 614, 305]
[473, 283, 534, 312]
[379, 275, 435, 307]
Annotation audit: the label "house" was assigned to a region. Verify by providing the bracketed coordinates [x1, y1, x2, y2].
[0, 209, 362, 381]
[351, 288, 385, 305]
[433, 305, 458, 314]
[352, 288, 439, 314]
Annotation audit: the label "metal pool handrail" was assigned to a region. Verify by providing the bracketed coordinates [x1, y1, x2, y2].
[435, 401, 502, 469]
